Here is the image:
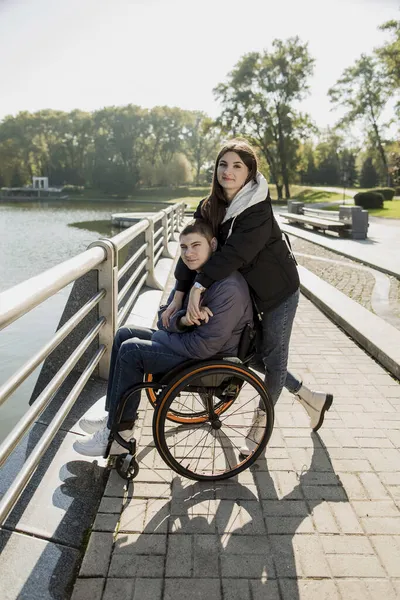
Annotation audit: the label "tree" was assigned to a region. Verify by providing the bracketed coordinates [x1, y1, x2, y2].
[376, 19, 400, 91]
[214, 37, 315, 199]
[328, 54, 391, 185]
[184, 112, 220, 185]
[340, 148, 358, 187]
[360, 157, 379, 188]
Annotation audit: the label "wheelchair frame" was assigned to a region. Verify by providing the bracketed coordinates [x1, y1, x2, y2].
[105, 355, 275, 482]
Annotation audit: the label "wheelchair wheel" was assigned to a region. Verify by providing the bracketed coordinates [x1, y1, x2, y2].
[145, 372, 236, 424]
[153, 361, 274, 481]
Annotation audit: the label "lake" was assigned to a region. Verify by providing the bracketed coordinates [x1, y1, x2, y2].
[0, 198, 173, 442]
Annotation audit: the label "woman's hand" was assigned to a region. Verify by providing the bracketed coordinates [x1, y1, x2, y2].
[186, 287, 204, 324]
[162, 290, 184, 327]
[181, 306, 213, 327]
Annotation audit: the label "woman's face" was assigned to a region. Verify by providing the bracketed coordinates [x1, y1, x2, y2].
[216, 151, 250, 199]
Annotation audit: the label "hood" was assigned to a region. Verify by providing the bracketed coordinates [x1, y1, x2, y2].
[222, 171, 269, 224]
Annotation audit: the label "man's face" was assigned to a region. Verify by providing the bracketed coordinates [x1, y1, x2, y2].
[180, 232, 214, 271]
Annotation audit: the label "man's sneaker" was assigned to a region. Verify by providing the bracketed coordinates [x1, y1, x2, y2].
[296, 384, 333, 431]
[79, 395, 108, 434]
[73, 426, 135, 457]
[79, 413, 108, 434]
[239, 408, 267, 457]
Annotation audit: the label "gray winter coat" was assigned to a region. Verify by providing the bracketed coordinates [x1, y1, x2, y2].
[152, 271, 253, 360]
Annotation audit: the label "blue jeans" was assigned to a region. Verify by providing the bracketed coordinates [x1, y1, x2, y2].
[260, 289, 302, 405]
[105, 326, 188, 429]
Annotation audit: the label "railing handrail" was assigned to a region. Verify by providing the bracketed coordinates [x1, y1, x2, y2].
[0, 199, 185, 527]
[0, 246, 106, 331]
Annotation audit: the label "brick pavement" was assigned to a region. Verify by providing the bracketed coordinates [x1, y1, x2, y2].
[72, 294, 400, 600]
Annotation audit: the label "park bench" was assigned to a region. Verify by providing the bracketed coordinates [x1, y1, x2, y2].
[282, 201, 369, 239]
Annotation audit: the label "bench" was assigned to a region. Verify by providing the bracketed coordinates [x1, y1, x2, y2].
[282, 201, 369, 240]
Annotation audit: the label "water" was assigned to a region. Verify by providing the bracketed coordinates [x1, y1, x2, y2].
[0, 198, 172, 442]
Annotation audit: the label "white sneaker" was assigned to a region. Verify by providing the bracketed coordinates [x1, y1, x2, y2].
[79, 395, 108, 434]
[239, 408, 267, 457]
[296, 384, 333, 431]
[79, 413, 108, 434]
[73, 426, 135, 457]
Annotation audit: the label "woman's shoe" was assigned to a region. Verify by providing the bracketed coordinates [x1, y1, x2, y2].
[296, 385, 333, 431]
[239, 408, 267, 456]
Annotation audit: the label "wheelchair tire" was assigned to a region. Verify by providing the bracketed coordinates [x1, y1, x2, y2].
[145, 372, 235, 424]
[152, 361, 274, 481]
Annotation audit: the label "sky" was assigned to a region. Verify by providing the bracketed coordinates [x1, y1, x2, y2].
[0, 0, 398, 133]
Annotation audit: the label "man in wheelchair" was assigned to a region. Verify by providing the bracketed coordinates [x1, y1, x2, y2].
[74, 220, 254, 457]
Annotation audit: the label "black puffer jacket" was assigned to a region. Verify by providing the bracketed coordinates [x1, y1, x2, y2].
[175, 196, 299, 313]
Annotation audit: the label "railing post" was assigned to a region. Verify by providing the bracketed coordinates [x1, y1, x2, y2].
[88, 239, 117, 379]
[169, 209, 176, 241]
[145, 218, 163, 290]
[161, 210, 174, 258]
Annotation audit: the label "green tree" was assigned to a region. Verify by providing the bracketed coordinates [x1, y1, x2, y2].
[184, 112, 220, 185]
[214, 37, 315, 199]
[328, 54, 391, 185]
[340, 148, 358, 187]
[360, 157, 379, 188]
[376, 19, 400, 91]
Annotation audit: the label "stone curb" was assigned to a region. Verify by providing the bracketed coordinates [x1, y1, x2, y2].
[299, 266, 400, 380]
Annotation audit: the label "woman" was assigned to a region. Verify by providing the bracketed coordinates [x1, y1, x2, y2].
[163, 139, 333, 455]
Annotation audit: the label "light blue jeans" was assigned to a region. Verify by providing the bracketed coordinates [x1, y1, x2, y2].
[258, 289, 302, 405]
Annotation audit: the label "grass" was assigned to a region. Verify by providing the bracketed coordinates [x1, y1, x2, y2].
[368, 199, 400, 219]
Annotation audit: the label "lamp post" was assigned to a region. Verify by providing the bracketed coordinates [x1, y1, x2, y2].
[342, 170, 348, 205]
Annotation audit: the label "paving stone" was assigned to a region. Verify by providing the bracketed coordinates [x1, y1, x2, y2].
[132, 482, 171, 498]
[352, 500, 400, 517]
[328, 502, 363, 533]
[371, 535, 400, 576]
[336, 579, 398, 600]
[327, 554, 386, 577]
[108, 554, 164, 578]
[143, 499, 171, 534]
[221, 554, 275, 579]
[358, 472, 391, 499]
[102, 579, 134, 600]
[164, 579, 221, 600]
[361, 516, 400, 534]
[310, 503, 339, 533]
[248, 580, 280, 599]
[280, 578, 340, 599]
[267, 515, 314, 534]
[216, 500, 266, 534]
[79, 532, 114, 577]
[71, 578, 104, 600]
[114, 533, 167, 555]
[165, 534, 192, 577]
[132, 578, 163, 600]
[293, 535, 331, 577]
[119, 499, 147, 532]
[93, 513, 120, 532]
[321, 534, 374, 555]
[222, 579, 251, 600]
[98, 497, 124, 513]
[193, 534, 220, 577]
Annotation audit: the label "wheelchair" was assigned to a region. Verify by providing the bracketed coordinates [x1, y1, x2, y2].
[105, 324, 275, 482]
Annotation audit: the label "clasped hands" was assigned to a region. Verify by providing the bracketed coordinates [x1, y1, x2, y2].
[161, 287, 213, 328]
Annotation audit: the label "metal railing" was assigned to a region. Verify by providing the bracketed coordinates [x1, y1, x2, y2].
[0, 201, 185, 526]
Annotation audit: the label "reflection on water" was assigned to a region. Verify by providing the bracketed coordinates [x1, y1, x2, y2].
[0, 198, 172, 442]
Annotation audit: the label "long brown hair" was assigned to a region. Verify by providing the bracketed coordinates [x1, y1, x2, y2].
[201, 138, 258, 234]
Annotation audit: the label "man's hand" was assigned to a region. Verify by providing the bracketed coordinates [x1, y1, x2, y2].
[180, 306, 213, 327]
[186, 286, 203, 323]
[162, 290, 184, 327]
